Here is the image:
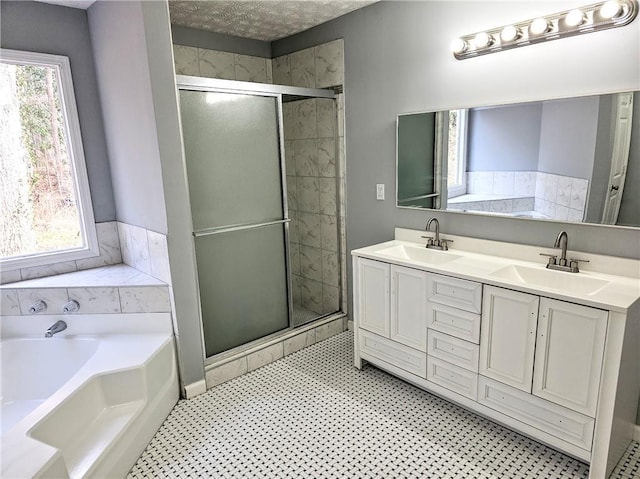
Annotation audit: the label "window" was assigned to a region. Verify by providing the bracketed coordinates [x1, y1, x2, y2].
[447, 109, 468, 199]
[0, 49, 97, 270]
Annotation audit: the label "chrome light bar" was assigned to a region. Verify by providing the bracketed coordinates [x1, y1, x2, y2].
[452, 0, 638, 60]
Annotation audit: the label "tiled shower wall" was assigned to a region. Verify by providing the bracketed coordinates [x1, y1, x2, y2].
[284, 98, 339, 315]
[172, 40, 347, 314]
[173, 45, 273, 83]
[272, 40, 347, 315]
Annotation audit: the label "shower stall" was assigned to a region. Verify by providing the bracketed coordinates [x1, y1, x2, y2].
[177, 77, 342, 359]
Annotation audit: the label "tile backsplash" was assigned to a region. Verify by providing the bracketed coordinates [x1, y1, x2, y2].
[118, 222, 172, 284]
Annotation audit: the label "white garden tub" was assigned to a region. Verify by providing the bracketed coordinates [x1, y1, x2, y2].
[1, 313, 179, 478]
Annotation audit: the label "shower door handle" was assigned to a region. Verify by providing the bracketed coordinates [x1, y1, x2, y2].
[193, 219, 291, 238]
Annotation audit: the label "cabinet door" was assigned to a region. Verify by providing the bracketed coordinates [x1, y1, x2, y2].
[390, 265, 428, 351]
[356, 258, 390, 337]
[533, 298, 608, 417]
[479, 286, 539, 393]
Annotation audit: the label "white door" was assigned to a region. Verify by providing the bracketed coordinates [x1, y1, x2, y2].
[356, 258, 390, 337]
[479, 286, 539, 392]
[602, 92, 634, 224]
[533, 298, 608, 417]
[390, 265, 428, 351]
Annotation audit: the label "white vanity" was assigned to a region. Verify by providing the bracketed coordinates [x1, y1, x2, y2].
[352, 228, 640, 479]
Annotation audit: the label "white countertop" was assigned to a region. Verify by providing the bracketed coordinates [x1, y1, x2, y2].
[352, 230, 640, 313]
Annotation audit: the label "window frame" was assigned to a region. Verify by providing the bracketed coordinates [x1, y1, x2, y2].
[1, 48, 98, 271]
[447, 109, 469, 199]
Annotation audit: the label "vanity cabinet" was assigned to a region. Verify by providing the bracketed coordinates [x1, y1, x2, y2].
[356, 258, 390, 337]
[479, 286, 539, 392]
[353, 237, 639, 479]
[532, 298, 607, 417]
[355, 258, 428, 377]
[390, 264, 428, 351]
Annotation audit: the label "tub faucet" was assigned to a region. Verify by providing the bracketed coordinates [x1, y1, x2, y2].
[45, 320, 67, 338]
[540, 230, 589, 273]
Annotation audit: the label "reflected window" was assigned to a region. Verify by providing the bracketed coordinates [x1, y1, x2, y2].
[447, 109, 468, 198]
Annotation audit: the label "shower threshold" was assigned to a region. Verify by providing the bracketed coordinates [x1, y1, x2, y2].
[203, 312, 347, 387]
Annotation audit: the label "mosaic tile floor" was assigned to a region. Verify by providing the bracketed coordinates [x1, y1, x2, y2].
[291, 304, 321, 327]
[129, 332, 640, 478]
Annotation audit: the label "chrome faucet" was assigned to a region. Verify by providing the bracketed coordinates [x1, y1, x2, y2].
[540, 231, 589, 273]
[554, 231, 569, 266]
[423, 218, 453, 251]
[45, 320, 67, 338]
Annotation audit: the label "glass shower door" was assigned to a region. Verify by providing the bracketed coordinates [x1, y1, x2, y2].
[179, 90, 290, 357]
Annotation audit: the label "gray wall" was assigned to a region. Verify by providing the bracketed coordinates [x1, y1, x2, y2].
[467, 103, 542, 172]
[0, 1, 115, 222]
[88, 0, 205, 389]
[171, 25, 271, 58]
[272, 0, 640, 318]
[538, 96, 599, 178]
[88, 0, 168, 233]
[618, 94, 640, 226]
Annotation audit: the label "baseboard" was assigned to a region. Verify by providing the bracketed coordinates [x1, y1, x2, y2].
[183, 379, 207, 399]
[634, 424, 640, 442]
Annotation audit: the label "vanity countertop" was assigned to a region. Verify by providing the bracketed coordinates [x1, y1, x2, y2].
[352, 229, 640, 313]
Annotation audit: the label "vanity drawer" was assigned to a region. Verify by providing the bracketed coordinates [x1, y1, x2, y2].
[427, 330, 479, 372]
[427, 274, 482, 314]
[427, 356, 478, 401]
[427, 302, 481, 344]
[359, 329, 426, 378]
[478, 376, 594, 451]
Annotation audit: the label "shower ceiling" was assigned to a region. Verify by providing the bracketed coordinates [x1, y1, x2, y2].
[168, 0, 379, 41]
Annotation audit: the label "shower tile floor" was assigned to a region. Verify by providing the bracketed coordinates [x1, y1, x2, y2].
[129, 332, 640, 478]
[291, 304, 321, 327]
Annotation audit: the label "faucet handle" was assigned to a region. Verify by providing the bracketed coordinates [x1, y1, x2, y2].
[539, 253, 557, 265]
[569, 258, 589, 273]
[421, 235, 434, 247]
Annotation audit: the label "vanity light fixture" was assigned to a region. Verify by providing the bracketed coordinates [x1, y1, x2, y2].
[452, 0, 638, 60]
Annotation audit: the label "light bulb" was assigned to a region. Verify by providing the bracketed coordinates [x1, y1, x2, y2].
[529, 18, 550, 35]
[600, 0, 622, 18]
[500, 25, 520, 42]
[565, 9, 585, 26]
[451, 38, 468, 54]
[474, 32, 493, 49]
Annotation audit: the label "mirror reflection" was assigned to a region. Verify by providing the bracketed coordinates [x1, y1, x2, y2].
[396, 92, 639, 227]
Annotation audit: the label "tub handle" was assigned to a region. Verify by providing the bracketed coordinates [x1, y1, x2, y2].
[29, 300, 47, 314]
[62, 300, 80, 313]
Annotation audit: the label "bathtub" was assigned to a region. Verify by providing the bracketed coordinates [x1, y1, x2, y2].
[1, 313, 179, 478]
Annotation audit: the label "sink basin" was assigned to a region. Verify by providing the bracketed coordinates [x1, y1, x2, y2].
[489, 265, 610, 295]
[376, 244, 462, 265]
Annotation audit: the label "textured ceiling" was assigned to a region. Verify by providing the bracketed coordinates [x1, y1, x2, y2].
[169, 1, 378, 41]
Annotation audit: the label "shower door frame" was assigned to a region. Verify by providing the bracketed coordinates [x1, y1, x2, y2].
[176, 76, 336, 364]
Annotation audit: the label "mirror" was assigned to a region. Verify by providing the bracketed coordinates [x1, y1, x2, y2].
[396, 91, 639, 228]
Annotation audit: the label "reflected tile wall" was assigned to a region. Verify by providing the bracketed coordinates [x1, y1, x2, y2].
[465, 171, 588, 221]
